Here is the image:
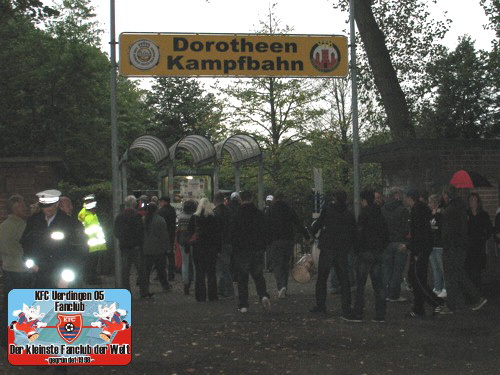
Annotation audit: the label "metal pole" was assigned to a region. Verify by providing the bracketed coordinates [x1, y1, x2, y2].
[110, 0, 122, 287]
[350, 0, 361, 218]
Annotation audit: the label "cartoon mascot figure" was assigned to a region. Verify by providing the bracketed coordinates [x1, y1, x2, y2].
[91, 303, 129, 342]
[10, 304, 47, 342]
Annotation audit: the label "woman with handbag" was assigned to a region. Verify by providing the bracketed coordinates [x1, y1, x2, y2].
[187, 198, 222, 302]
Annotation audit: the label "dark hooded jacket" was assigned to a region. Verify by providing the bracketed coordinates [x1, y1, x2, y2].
[382, 197, 409, 243]
[265, 199, 310, 242]
[408, 200, 433, 257]
[441, 197, 468, 252]
[357, 203, 389, 255]
[231, 202, 268, 252]
[311, 201, 356, 253]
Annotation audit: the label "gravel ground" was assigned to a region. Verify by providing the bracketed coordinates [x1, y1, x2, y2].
[2, 263, 499, 375]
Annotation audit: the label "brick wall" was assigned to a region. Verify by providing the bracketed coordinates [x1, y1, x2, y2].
[0, 157, 64, 221]
[361, 139, 500, 221]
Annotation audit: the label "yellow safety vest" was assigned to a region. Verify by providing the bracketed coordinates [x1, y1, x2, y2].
[78, 208, 107, 252]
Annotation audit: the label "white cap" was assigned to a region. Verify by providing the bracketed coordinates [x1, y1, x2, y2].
[83, 194, 96, 209]
[36, 189, 61, 206]
[230, 192, 240, 200]
[83, 194, 95, 201]
[266, 195, 274, 202]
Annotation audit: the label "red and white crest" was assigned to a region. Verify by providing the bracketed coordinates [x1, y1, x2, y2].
[56, 314, 83, 343]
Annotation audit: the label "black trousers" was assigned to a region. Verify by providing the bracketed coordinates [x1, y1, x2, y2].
[192, 245, 218, 302]
[144, 254, 169, 291]
[315, 250, 351, 315]
[408, 252, 443, 315]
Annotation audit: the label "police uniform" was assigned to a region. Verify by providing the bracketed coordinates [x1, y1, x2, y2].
[21, 190, 87, 288]
[78, 194, 107, 283]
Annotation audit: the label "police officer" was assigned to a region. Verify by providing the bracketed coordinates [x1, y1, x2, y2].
[78, 194, 107, 284]
[21, 189, 87, 288]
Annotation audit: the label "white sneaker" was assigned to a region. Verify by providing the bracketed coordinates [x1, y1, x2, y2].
[238, 307, 248, 313]
[472, 297, 487, 311]
[437, 289, 447, 298]
[278, 287, 287, 299]
[261, 296, 271, 311]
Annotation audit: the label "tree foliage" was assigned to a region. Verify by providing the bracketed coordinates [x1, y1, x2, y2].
[146, 77, 225, 146]
[221, 5, 324, 193]
[418, 36, 497, 138]
[0, 0, 59, 25]
[0, 0, 150, 190]
[332, 0, 450, 138]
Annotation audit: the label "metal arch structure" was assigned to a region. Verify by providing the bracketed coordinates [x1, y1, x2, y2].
[215, 134, 264, 209]
[168, 135, 216, 166]
[119, 135, 169, 202]
[166, 135, 217, 202]
[121, 133, 265, 208]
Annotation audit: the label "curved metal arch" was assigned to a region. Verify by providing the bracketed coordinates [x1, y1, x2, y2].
[215, 134, 263, 165]
[169, 135, 216, 166]
[124, 135, 169, 165]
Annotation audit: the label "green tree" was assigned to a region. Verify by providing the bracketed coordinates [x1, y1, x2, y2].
[221, 6, 324, 192]
[146, 77, 225, 146]
[332, 0, 450, 139]
[0, 0, 59, 25]
[0, 1, 150, 190]
[480, 0, 500, 131]
[418, 37, 494, 138]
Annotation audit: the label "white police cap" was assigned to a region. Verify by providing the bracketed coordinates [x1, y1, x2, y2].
[83, 194, 97, 209]
[83, 194, 95, 201]
[36, 189, 61, 206]
[266, 195, 274, 202]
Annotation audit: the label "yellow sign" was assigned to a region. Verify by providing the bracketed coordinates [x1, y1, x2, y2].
[119, 33, 348, 78]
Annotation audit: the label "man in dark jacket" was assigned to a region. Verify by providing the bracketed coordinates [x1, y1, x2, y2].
[158, 196, 177, 281]
[266, 191, 310, 299]
[231, 191, 271, 313]
[405, 189, 444, 317]
[214, 192, 234, 298]
[114, 195, 150, 299]
[382, 188, 410, 302]
[310, 190, 356, 317]
[347, 190, 389, 323]
[21, 189, 87, 289]
[438, 185, 487, 313]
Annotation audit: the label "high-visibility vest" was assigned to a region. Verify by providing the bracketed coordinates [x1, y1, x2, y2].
[78, 208, 107, 252]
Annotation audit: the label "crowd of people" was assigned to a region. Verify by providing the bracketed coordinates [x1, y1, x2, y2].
[113, 190, 312, 313]
[0, 184, 497, 346]
[311, 185, 493, 322]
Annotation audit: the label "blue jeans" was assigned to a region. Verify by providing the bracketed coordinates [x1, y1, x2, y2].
[382, 242, 409, 299]
[217, 244, 234, 297]
[234, 250, 269, 309]
[429, 247, 445, 291]
[180, 244, 193, 286]
[353, 253, 386, 320]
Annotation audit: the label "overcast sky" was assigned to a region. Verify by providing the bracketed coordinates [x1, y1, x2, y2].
[87, 0, 495, 52]
[78, 0, 494, 88]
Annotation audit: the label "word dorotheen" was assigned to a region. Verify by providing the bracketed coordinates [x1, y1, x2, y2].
[173, 37, 298, 53]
